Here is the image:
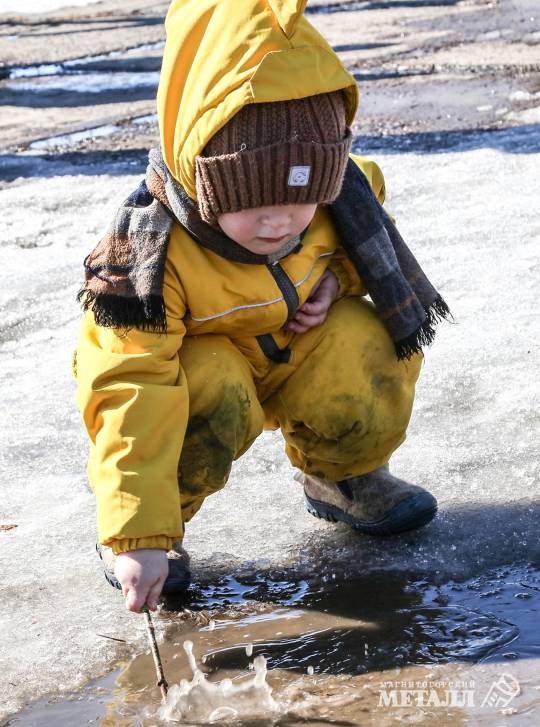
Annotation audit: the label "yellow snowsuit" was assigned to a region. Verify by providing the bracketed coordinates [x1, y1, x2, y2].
[75, 0, 422, 554]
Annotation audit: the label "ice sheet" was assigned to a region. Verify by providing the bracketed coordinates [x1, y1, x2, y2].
[1, 129, 539, 718]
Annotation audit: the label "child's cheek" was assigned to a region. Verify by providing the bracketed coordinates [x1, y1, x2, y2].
[243, 220, 259, 244]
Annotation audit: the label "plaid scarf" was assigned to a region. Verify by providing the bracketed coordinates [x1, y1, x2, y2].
[78, 148, 450, 360]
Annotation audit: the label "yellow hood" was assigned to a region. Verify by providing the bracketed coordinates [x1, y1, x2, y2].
[157, 0, 359, 201]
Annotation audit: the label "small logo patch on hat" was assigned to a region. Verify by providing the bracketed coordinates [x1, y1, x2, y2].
[288, 165, 311, 187]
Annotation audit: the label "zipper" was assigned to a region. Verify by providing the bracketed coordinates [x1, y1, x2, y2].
[267, 261, 299, 321]
[256, 333, 291, 364]
[255, 261, 299, 364]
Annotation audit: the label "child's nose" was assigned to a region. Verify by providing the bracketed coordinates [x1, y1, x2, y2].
[261, 211, 291, 229]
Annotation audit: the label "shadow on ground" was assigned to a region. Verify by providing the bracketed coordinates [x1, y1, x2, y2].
[354, 123, 540, 154]
[0, 149, 149, 183]
[306, 0, 462, 14]
[2, 124, 539, 185]
[0, 14, 164, 30]
[186, 499, 540, 597]
[1, 82, 157, 108]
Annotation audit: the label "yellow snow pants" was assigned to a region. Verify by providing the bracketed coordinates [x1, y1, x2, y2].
[178, 297, 422, 522]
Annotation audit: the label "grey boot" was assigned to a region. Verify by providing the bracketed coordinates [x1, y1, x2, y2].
[96, 540, 191, 595]
[297, 465, 437, 535]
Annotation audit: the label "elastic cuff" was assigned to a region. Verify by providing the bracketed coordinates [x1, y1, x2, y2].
[327, 262, 349, 297]
[109, 535, 177, 555]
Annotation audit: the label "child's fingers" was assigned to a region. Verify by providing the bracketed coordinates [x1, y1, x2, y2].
[303, 285, 336, 311]
[300, 299, 328, 315]
[116, 549, 168, 613]
[124, 585, 149, 613]
[293, 310, 326, 327]
[287, 314, 326, 333]
[287, 320, 310, 333]
[146, 578, 165, 611]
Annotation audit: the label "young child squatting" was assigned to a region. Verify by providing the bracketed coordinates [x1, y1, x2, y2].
[74, 0, 449, 613]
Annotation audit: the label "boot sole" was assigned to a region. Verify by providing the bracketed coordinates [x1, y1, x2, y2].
[305, 491, 437, 535]
[96, 544, 191, 595]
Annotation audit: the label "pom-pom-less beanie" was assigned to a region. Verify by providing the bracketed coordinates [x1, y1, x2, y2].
[195, 90, 352, 226]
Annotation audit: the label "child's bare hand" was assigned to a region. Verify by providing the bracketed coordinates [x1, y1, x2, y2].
[287, 269, 339, 333]
[115, 549, 168, 613]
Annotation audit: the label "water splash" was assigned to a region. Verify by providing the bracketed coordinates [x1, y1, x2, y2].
[159, 640, 277, 723]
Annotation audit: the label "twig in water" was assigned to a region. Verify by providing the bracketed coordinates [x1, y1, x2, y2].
[142, 605, 168, 701]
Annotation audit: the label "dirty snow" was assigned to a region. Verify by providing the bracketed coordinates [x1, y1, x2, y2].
[1, 126, 539, 718]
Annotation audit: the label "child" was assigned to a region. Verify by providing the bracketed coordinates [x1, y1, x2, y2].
[74, 0, 449, 613]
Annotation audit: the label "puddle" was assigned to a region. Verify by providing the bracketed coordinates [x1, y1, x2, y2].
[7, 42, 165, 80]
[27, 114, 156, 151]
[29, 124, 121, 150]
[3, 563, 539, 726]
[132, 113, 158, 126]
[5, 71, 160, 94]
[28, 114, 157, 151]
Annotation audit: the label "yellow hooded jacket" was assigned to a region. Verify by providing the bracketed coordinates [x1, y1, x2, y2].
[75, 0, 386, 554]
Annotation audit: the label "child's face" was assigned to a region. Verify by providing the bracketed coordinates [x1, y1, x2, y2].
[217, 203, 317, 256]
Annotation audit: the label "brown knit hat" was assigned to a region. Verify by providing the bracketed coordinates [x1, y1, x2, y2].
[195, 90, 352, 226]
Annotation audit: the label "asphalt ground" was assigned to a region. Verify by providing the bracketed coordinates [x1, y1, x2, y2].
[1, 0, 539, 179]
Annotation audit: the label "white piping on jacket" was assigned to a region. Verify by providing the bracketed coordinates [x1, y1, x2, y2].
[189, 251, 334, 322]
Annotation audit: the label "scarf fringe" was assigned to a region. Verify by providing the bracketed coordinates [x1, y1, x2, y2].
[77, 289, 167, 333]
[395, 296, 451, 360]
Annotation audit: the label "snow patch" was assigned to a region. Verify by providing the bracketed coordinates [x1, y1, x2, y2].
[506, 106, 540, 124]
[8, 42, 165, 79]
[508, 90, 540, 102]
[29, 124, 119, 150]
[6, 71, 160, 93]
[132, 113, 158, 125]
[9, 63, 64, 79]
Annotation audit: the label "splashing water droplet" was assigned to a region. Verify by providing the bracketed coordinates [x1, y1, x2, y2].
[159, 640, 277, 722]
[208, 706, 239, 721]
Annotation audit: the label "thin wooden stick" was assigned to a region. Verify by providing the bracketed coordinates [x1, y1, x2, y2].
[142, 605, 168, 701]
[96, 633, 127, 643]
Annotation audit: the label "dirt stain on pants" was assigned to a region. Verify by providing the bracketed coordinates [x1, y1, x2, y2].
[178, 298, 422, 520]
